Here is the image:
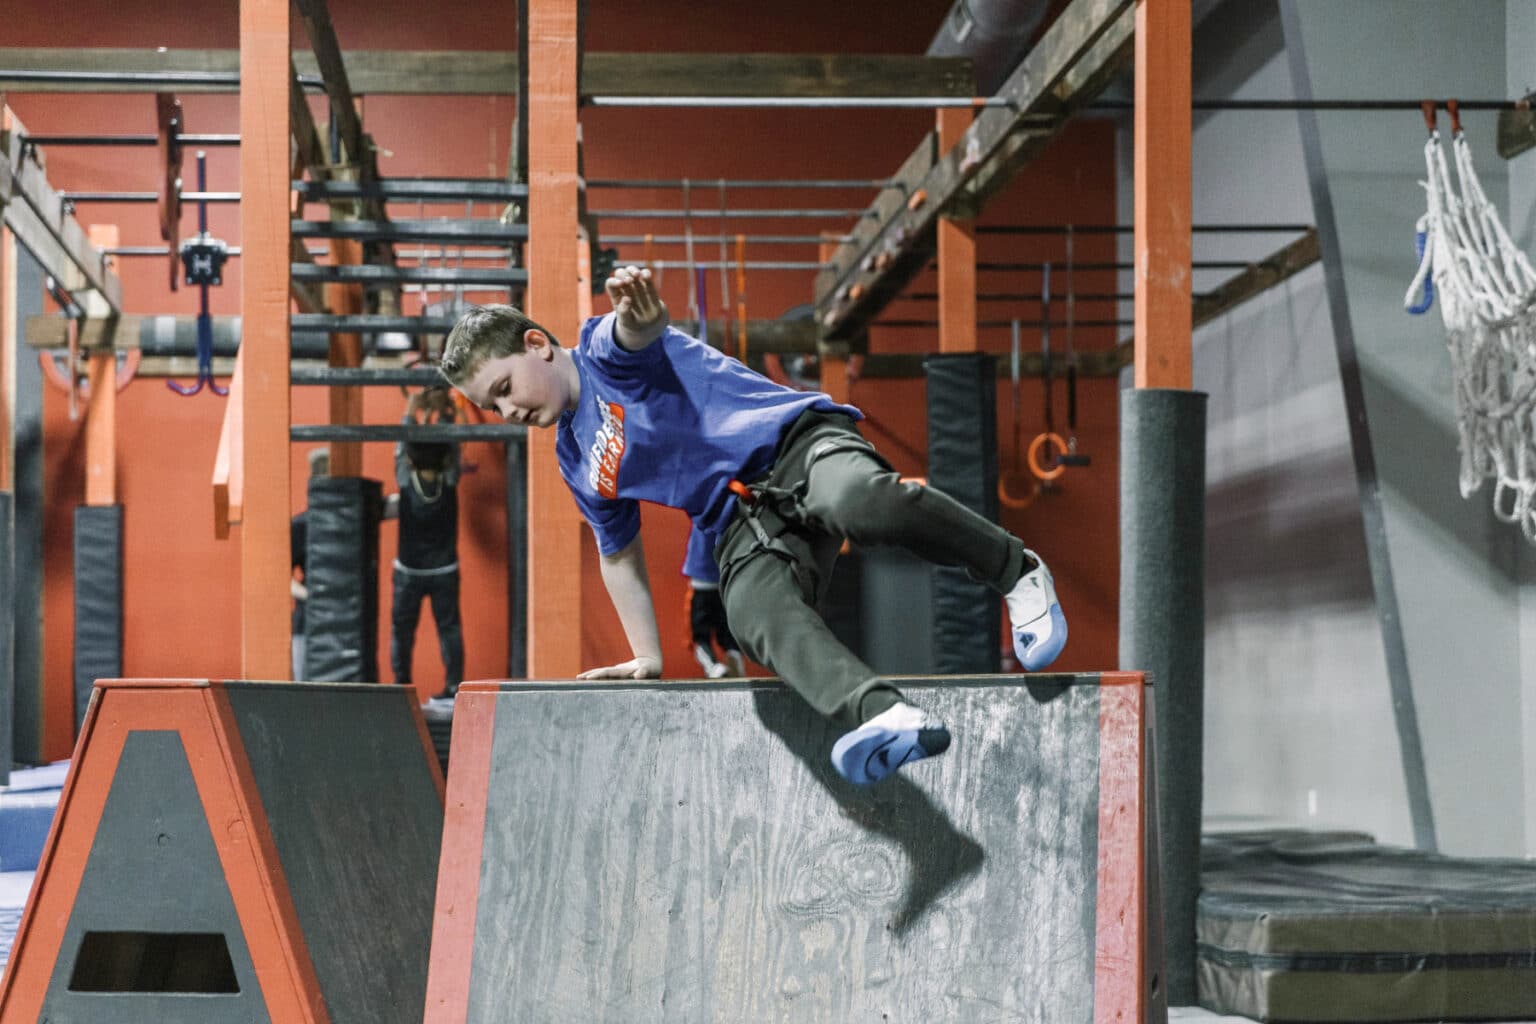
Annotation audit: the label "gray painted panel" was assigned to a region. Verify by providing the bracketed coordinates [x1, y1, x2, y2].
[224, 683, 442, 1024]
[469, 676, 1105, 1023]
[1507, 0, 1536, 859]
[1282, 0, 1525, 856]
[41, 730, 270, 1024]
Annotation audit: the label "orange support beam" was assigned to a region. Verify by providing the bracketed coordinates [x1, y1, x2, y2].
[936, 107, 978, 354]
[817, 234, 850, 403]
[324, 236, 364, 477]
[239, 0, 294, 679]
[1133, 0, 1192, 389]
[525, 0, 585, 678]
[84, 225, 118, 507]
[0, 221, 14, 493]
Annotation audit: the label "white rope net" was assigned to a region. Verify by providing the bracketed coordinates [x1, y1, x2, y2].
[1406, 129, 1536, 543]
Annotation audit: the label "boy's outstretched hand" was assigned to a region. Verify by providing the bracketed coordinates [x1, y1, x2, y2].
[576, 655, 662, 680]
[607, 265, 668, 351]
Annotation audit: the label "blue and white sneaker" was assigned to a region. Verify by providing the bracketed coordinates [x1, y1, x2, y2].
[831, 702, 951, 785]
[1007, 548, 1067, 671]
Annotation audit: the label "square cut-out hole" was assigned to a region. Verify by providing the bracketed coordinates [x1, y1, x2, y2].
[68, 931, 239, 993]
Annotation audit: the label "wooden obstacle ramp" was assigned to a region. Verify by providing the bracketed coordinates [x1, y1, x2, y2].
[0, 679, 445, 1024]
[427, 672, 1166, 1023]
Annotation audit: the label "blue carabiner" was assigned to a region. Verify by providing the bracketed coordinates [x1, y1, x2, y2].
[1406, 228, 1435, 315]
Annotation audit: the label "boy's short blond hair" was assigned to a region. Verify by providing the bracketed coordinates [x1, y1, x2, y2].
[439, 304, 559, 387]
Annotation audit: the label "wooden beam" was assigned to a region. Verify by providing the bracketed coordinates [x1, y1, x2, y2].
[239, 0, 294, 679]
[325, 236, 364, 477]
[964, 5, 1135, 205]
[815, 0, 1135, 340]
[0, 107, 123, 313]
[1132, 0, 1191, 390]
[580, 53, 975, 98]
[936, 108, 977, 354]
[525, 0, 585, 679]
[0, 48, 974, 98]
[1497, 106, 1536, 160]
[25, 312, 831, 357]
[1108, 227, 1322, 372]
[1191, 228, 1317, 327]
[292, 1, 364, 167]
[288, 61, 326, 173]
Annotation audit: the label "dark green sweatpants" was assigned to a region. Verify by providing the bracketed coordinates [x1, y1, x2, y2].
[716, 410, 1028, 728]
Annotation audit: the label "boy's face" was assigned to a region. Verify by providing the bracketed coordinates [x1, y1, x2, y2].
[459, 329, 568, 428]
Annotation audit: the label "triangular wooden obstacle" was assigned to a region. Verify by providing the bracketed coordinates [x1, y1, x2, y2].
[426, 671, 1167, 1023]
[0, 679, 445, 1024]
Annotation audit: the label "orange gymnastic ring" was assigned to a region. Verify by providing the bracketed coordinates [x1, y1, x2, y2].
[1027, 431, 1068, 482]
[997, 468, 1039, 511]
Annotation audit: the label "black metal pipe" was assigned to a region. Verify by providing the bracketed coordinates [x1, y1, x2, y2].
[589, 178, 898, 190]
[977, 223, 1313, 235]
[22, 132, 240, 146]
[0, 69, 324, 89]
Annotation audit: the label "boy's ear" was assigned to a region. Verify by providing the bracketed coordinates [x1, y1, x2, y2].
[523, 327, 555, 360]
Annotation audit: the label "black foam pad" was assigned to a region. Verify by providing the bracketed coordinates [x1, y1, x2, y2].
[303, 477, 383, 683]
[73, 505, 123, 733]
[925, 353, 1000, 675]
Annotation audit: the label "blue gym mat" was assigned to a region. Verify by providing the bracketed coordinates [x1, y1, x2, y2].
[0, 762, 67, 979]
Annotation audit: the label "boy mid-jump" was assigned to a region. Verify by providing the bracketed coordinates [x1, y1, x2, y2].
[439, 267, 1066, 785]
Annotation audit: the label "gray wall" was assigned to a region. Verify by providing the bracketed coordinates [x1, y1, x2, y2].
[1508, 0, 1536, 857]
[1118, 0, 1533, 855]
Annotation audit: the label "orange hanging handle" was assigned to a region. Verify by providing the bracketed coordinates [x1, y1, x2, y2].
[997, 469, 1040, 511]
[1027, 431, 1068, 482]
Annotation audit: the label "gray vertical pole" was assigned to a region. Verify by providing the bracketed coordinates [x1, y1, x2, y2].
[1120, 387, 1206, 1006]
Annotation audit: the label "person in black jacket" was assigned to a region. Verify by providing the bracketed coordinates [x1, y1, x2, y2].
[384, 389, 464, 702]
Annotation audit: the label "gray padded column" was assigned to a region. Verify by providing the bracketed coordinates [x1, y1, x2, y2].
[1119, 387, 1206, 1005]
[73, 504, 124, 733]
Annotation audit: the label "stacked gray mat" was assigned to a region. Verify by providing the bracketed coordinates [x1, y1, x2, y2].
[1199, 829, 1536, 1022]
[302, 477, 383, 682]
[72, 505, 123, 732]
[924, 353, 1000, 674]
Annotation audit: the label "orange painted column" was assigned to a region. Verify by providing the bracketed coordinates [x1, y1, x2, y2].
[324, 237, 364, 478]
[0, 223, 14, 492]
[1133, 0, 1192, 389]
[936, 108, 978, 354]
[816, 235, 850, 403]
[84, 225, 118, 507]
[239, 0, 295, 679]
[525, 0, 585, 678]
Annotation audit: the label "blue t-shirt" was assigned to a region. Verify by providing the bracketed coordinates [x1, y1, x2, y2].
[556, 313, 860, 557]
[682, 524, 718, 584]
